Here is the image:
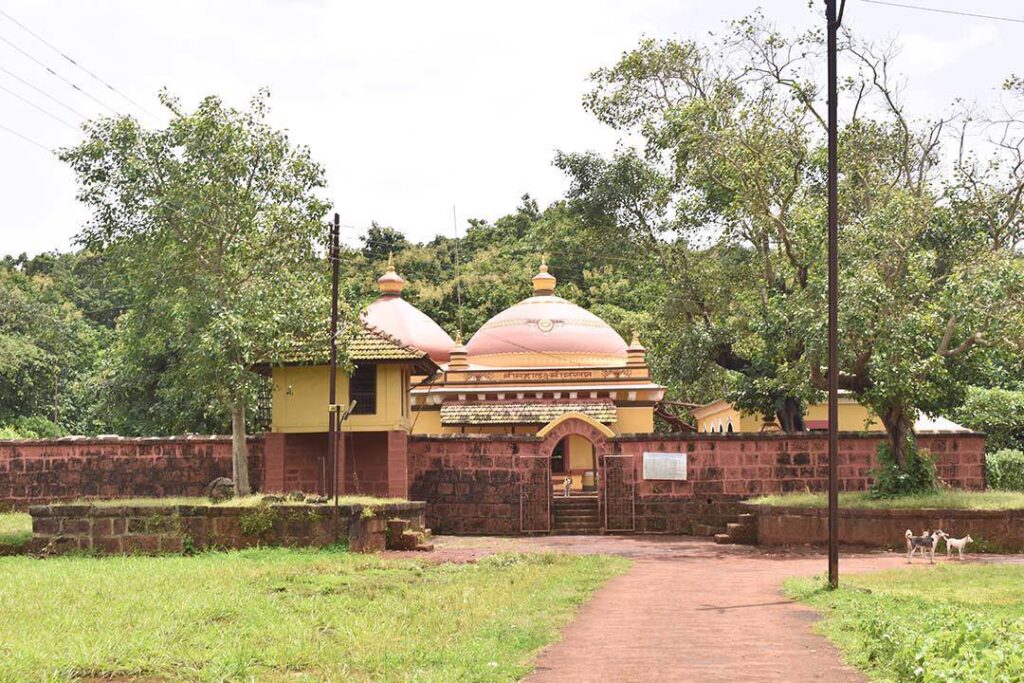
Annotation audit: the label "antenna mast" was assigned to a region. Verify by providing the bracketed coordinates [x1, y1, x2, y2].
[452, 205, 464, 340]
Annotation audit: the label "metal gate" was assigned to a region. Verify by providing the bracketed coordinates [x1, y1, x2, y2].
[602, 453, 635, 532]
[520, 454, 551, 533]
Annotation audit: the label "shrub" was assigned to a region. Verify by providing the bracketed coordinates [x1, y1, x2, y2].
[0, 416, 64, 439]
[239, 506, 278, 537]
[987, 449, 1024, 491]
[954, 386, 1024, 453]
[870, 439, 936, 496]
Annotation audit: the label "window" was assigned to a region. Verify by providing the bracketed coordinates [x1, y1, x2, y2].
[350, 364, 377, 415]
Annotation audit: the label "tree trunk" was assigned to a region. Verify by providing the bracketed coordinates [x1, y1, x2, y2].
[231, 400, 251, 496]
[775, 397, 807, 432]
[879, 404, 913, 469]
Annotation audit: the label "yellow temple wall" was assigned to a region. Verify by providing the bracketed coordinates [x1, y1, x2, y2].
[270, 364, 409, 433]
[694, 400, 882, 433]
[612, 407, 654, 434]
[410, 409, 443, 435]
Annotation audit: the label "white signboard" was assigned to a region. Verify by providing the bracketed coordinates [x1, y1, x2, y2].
[643, 452, 688, 481]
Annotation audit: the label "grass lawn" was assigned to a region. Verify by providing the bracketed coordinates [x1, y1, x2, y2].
[787, 565, 1024, 682]
[0, 511, 31, 547]
[0, 548, 629, 682]
[746, 489, 1024, 510]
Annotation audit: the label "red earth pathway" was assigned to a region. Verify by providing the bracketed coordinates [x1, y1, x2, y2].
[407, 535, 953, 682]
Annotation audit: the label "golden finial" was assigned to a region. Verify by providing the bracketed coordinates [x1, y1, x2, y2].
[532, 255, 556, 295]
[455, 330, 464, 345]
[377, 251, 404, 295]
[632, 329, 640, 346]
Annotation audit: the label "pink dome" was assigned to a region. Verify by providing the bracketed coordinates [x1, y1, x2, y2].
[363, 296, 455, 363]
[362, 257, 454, 363]
[465, 294, 628, 367]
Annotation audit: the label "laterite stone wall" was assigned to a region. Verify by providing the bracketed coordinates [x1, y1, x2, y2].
[0, 437, 264, 508]
[407, 430, 987, 535]
[750, 505, 1024, 552]
[407, 435, 530, 534]
[28, 501, 427, 555]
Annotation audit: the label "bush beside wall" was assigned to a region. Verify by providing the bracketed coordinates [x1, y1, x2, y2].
[987, 449, 1024, 491]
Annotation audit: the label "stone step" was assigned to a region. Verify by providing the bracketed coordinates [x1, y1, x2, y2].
[713, 533, 733, 544]
[553, 509, 600, 518]
[551, 498, 599, 507]
[550, 529, 601, 536]
[735, 514, 757, 527]
[557, 524, 602, 532]
[693, 523, 726, 537]
[725, 522, 757, 544]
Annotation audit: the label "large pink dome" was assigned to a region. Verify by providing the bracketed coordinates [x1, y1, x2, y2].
[465, 293, 628, 368]
[362, 257, 455, 363]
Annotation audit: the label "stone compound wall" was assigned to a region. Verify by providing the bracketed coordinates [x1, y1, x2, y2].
[0, 437, 264, 508]
[408, 429, 987, 535]
[407, 435, 525, 534]
[749, 504, 1024, 552]
[28, 501, 426, 555]
[614, 432, 985, 534]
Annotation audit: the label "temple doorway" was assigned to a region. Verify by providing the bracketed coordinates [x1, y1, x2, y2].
[549, 435, 598, 497]
[549, 434, 600, 534]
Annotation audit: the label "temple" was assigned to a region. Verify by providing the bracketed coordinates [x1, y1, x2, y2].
[260, 256, 985, 534]
[265, 257, 664, 495]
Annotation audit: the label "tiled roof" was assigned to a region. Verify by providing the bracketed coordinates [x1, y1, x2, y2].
[440, 400, 617, 426]
[276, 324, 433, 366]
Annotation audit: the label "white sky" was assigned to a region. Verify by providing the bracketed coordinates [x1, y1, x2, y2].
[0, 0, 1021, 256]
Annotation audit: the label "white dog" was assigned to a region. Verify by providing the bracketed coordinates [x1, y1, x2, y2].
[905, 529, 946, 564]
[945, 534, 973, 560]
[562, 476, 572, 497]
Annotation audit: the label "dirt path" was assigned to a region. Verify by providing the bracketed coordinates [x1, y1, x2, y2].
[389, 536, 954, 682]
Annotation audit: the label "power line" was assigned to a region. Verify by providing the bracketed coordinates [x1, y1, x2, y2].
[0, 65, 87, 120]
[858, 0, 1024, 24]
[0, 121, 52, 152]
[0, 7, 158, 119]
[0, 32, 122, 116]
[0, 82, 79, 131]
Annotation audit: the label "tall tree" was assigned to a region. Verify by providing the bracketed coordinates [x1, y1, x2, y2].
[61, 90, 330, 494]
[561, 12, 1024, 468]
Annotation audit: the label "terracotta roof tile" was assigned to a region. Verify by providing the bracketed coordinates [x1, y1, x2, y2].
[277, 324, 434, 366]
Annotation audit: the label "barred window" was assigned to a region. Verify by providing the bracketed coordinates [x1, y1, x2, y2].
[350, 364, 377, 415]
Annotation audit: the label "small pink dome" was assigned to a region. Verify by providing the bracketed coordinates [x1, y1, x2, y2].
[465, 294, 628, 367]
[363, 296, 455, 363]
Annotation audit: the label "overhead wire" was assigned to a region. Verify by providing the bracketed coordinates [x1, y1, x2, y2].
[0, 32, 122, 116]
[0, 7, 158, 119]
[858, 0, 1024, 24]
[0, 120, 52, 152]
[0, 65, 87, 120]
[0, 81, 79, 131]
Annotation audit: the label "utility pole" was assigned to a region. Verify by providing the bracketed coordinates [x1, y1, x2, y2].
[327, 213, 341, 499]
[826, 0, 845, 589]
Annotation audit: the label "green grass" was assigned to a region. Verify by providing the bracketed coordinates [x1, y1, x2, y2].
[746, 489, 1024, 510]
[70, 494, 406, 508]
[0, 548, 629, 682]
[787, 565, 1024, 682]
[0, 512, 31, 547]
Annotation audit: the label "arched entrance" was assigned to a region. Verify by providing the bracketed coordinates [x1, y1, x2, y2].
[548, 434, 598, 496]
[530, 413, 625, 534]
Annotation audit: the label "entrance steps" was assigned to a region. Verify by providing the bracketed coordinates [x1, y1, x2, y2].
[551, 495, 600, 534]
[713, 513, 758, 545]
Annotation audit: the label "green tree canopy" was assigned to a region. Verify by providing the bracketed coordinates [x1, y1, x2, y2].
[60, 89, 332, 493]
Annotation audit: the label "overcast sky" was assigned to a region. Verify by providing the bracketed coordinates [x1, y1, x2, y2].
[1, 0, 1021, 256]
